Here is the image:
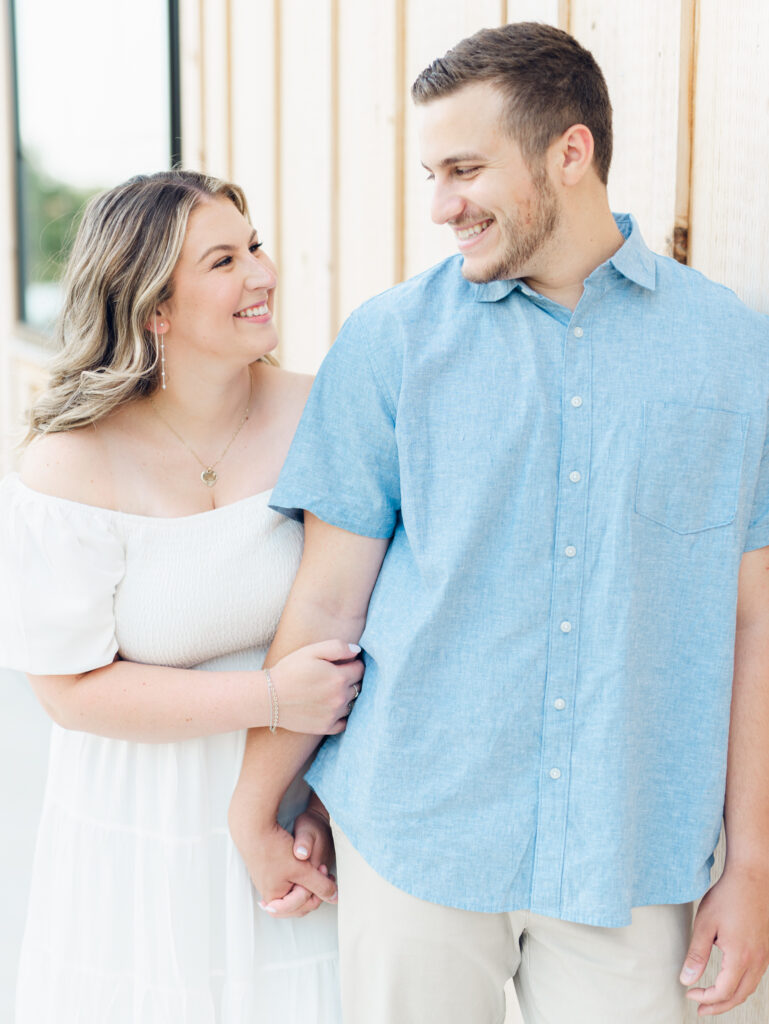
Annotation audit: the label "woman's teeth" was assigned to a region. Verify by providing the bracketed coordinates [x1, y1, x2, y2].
[235, 303, 269, 318]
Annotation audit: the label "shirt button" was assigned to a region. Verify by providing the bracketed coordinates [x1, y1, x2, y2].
[560, 620, 572, 633]
[564, 546, 577, 558]
[573, 326, 584, 338]
[569, 471, 582, 483]
[554, 698, 566, 710]
[549, 768, 562, 780]
[571, 395, 583, 408]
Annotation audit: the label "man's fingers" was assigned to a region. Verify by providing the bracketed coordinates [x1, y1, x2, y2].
[297, 860, 338, 902]
[686, 961, 747, 1013]
[688, 972, 753, 1016]
[680, 920, 716, 986]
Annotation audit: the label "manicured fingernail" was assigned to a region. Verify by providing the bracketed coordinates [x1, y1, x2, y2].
[258, 901, 266, 909]
[320, 864, 328, 875]
[348, 643, 361, 653]
[296, 845, 309, 858]
[681, 967, 698, 981]
[328, 890, 338, 903]
[264, 906, 277, 914]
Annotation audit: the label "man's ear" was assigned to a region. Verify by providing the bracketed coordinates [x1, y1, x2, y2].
[553, 124, 595, 186]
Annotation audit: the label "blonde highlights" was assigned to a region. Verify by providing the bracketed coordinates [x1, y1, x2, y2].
[24, 170, 256, 444]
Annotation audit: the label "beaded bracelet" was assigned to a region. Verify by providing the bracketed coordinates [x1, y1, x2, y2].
[265, 668, 279, 733]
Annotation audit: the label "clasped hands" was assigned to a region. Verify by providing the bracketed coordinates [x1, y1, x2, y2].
[231, 796, 338, 919]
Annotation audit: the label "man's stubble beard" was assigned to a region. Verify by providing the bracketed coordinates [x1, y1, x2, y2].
[462, 172, 560, 284]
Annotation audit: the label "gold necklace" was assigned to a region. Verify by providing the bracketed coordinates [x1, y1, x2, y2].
[150, 371, 253, 487]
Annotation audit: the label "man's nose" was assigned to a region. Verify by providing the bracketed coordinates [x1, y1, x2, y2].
[430, 183, 465, 225]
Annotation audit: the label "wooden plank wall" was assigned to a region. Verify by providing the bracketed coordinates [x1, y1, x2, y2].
[182, 0, 767, 375]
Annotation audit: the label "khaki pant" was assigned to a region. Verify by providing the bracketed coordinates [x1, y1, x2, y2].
[332, 824, 692, 1024]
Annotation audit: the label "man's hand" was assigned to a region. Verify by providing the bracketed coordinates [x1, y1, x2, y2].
[229, 796, 337, 913]
[680, 865, 769, 1015]
[261, 802, 337, 918]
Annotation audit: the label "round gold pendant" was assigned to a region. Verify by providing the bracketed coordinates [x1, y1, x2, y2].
[201, 468, 217, 487]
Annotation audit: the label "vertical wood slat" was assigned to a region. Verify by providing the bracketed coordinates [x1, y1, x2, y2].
[569, 0, 684, 257]
[336, 0, 400, 325]
[674, 0, 696, 261]
[229, 0, 279, 295]
[277, 0, 335, 371]
[688, 0, 769, 314]
[199, 0, 231, 176]
[178, 0, 204, 169]
[403, 0, 506, 279]
[503, 0, 564, 24]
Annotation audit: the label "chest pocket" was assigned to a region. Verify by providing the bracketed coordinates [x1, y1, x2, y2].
[635, 401, 748, 534]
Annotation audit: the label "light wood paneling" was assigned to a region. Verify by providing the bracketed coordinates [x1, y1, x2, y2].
[688, 0, 769, 313]
[569, 0, 687, 256]
[229, 0, 280, 290]
[277, 0, 335, 371]
[179, 0, 205, 170]
[504, 0, 564, 25]
[199, 0, 232, 177]
[337, 0, 400, 322]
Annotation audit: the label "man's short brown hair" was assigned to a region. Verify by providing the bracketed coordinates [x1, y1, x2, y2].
[411, 22, 613, 184]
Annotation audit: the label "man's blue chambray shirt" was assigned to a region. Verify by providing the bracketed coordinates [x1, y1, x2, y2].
[271, 215, 769, 927]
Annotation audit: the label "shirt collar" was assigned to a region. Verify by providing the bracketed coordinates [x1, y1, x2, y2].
[470, 212, 657, 303]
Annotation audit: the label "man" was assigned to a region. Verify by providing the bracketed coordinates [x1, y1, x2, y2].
[229, 22, 769, 1022]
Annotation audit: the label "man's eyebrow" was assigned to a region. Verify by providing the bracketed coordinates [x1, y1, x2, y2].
[421, 152, 487, 171]
[197, 230, 257, 264]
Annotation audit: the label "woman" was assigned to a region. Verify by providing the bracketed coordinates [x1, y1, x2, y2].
[0, 170, 360, 1023]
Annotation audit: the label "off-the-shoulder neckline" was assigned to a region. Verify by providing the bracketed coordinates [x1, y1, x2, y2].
[7, 472, 275, 523]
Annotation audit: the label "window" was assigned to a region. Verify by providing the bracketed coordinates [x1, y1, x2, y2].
[9, 0, 181, 333]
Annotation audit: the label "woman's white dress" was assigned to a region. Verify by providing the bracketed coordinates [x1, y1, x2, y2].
[0, 473, 340, 1024]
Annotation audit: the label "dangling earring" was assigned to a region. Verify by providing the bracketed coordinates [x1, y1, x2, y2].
[158, 322, 167, 389]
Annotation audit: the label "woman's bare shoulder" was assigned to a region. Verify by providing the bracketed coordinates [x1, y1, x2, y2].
[20, 427, 114, 507]
[255, 364, 314, 417]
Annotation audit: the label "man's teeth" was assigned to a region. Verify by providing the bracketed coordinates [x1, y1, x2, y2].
[235, 303, 269, 318]
[457, 219, 493, 241]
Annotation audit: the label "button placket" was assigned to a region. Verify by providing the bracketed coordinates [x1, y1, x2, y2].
[531, 314, 592, 912]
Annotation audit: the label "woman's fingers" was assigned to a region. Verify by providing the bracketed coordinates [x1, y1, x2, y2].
[294, 821, 317, 861]
[260, 884, 314, 916]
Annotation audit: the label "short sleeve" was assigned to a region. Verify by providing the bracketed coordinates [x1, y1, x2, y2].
[270, 310, 401, 538]
[0, 475, 126, 674]
[745, 425, 769, 551]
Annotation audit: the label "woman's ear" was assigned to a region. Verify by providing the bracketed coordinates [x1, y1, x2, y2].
[145, 313, 170, 334]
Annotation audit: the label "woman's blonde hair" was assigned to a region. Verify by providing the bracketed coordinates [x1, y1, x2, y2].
[25, 169, 266, 444]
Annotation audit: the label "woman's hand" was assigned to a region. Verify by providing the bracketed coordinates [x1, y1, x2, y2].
[228, 790, 337, 911]
[269, 639, 363, 734]
[261, 796, 336, 918]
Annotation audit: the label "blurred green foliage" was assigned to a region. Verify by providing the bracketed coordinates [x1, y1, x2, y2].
[21, 154, 97, 285]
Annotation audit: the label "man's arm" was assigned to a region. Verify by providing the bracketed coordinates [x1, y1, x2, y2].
[228, 512, 388, 908]
[681, 545, 769, 1015]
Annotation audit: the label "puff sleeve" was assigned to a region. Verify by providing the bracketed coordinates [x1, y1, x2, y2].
[0, 475, 125, 674]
